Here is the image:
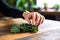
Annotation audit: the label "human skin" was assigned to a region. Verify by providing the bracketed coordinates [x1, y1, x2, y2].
[23, 12, 45, 26]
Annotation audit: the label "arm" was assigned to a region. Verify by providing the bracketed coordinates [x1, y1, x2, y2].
[0, 0, 44, 26]
[0, 0, 24, 18]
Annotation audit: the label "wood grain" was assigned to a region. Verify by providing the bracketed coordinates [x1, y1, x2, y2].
[0, 18, 45, 40]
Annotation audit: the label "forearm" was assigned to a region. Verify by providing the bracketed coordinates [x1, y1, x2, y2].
[0, 0, 24, 18]
[5, 8, 24, 18]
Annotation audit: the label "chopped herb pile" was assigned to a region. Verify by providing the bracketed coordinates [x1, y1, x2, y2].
[10, 23, 38, 33]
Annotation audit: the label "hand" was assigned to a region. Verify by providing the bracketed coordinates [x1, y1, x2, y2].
[23, 12, 45, 26]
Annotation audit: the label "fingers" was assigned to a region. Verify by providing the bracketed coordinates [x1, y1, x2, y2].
[29, 12, 44, 26]
[40, 15, 45, 24]
[23, 12, 31, 24]
[35, 13, 40, 26]
[35, 13, 45, 26]
[31, 12, 36, 25]
[38, 15, 44, 26]
[23, 12, 45, 26]
[26, 17, 31, 24]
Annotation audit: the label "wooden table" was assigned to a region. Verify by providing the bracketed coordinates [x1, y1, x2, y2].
[41, 11, 60, 16]
[0, 18, 60, 40]
[41, 11, 60, 21]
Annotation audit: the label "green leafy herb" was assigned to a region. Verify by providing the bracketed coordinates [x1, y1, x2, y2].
[10, 25, 20, 33]
[10, 23, 38, 33]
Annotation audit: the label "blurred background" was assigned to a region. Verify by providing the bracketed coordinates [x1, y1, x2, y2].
[2, 0, 60, 21]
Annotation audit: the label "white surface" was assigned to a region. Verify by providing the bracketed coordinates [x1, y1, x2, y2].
[36, 0, 60, 8]
[39, 19, 60, 31]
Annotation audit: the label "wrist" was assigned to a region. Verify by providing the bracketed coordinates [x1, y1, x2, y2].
[23, 11, 30, 18]
[23, 12, 28, 18]
[23, 12, 25, 18]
